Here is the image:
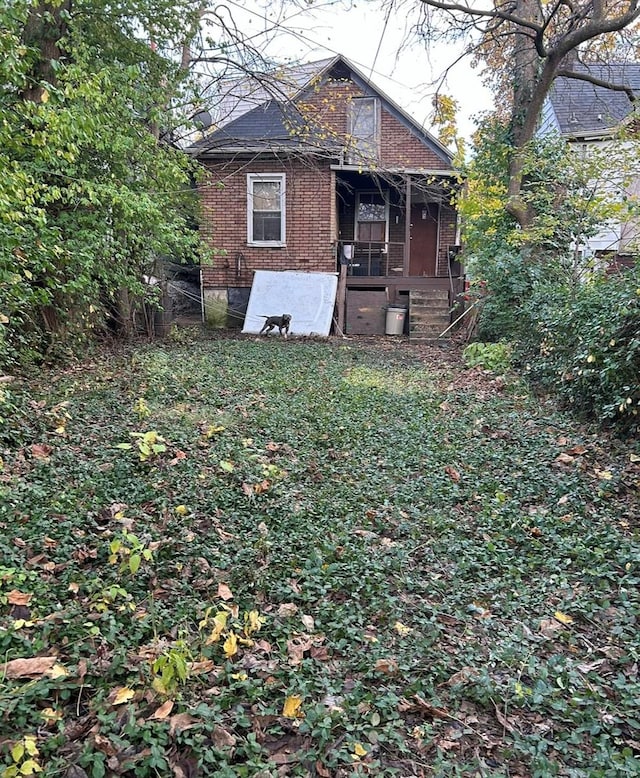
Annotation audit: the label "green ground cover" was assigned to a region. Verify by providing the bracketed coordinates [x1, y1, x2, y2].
[0, 335, 638, 777]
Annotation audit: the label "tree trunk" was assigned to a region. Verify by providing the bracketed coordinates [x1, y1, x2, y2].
[21, 1, 71, 102]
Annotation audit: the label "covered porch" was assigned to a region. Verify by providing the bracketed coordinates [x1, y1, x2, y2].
[332, 168, 464, 335]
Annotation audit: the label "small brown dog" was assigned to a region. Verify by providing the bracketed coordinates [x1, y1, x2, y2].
[259, 314, 291, 337]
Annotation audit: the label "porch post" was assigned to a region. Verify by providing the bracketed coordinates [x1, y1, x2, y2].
[403, 174, 411, 275]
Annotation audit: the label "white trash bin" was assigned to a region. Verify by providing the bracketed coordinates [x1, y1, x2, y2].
[385, 305, 407, 335]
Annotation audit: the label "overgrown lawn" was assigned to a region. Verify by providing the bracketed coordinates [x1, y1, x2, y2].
[1, 335, 638, 777]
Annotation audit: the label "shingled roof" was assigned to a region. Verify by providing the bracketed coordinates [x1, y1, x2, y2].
[187, 54, 452, 165]
[549, 63, 640, 137]
[186, 99, 340, 156]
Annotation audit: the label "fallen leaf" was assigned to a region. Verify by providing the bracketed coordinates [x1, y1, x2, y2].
[374, 658, 399, 675]
[188, 659, 216, 675]
[7, 589, 33, 606]
[442, 666, 478, 686]
[444, 465, 461, 483]
[223, 632, 238, 658]
[394, 620, 412, 636]
[555, 452, 574, 465]
[412, 695, 450, 719]
[286, 635, 314, 666]
[110, 686, 135, 705]
[300, 614, 315, 631]
[3, 656, 57, 678]
[211, 724, 236, 748]
[241, 482, 254, 498]
[149, 700, 174, 720]
[539, 618, 564, 637]
[217, 582, 233, 601]
[278, 603, 298, 618]
[31, 443, 52, 460]
[554, 610, 574, 625]
[352, 742, 367, 757]
[494, 704, 519, 733]
[282, 695, 304, 719]
[169, 713, 198, 736]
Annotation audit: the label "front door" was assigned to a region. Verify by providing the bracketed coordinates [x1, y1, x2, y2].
[409, 204, 438, 276]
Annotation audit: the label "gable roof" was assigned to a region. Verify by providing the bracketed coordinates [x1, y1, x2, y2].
[186, 98, 340, 156]
[548, 63, 640, 137]
[188, 54, 453, 166]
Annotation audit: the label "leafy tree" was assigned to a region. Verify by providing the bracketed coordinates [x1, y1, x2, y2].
[411, 0, 640, 229]
[0, 0, 206, 368]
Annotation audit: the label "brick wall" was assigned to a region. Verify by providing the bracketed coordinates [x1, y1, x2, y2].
[199, 157, 336, 289]
[298, 78, 449, 170]
[437, 204, 459, 276]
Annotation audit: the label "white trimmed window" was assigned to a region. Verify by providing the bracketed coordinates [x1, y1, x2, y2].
[247, 174, 286, 246]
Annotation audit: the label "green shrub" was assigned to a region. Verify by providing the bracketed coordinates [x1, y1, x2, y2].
[463, 341, 513, 372]
[525, 267, 640, 431]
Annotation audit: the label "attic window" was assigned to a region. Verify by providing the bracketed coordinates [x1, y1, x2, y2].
[347, 97, 380, 163]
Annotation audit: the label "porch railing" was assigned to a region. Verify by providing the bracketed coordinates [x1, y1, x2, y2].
[339, 241, 405, 277]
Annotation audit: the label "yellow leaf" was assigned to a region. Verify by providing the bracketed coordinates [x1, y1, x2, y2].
[23, 737, 37, 757]
[223, 632, 238, 658]
[111, 686, 135, 705]
[174, 505, 188, 516]
[282, 694, 303, 718]
[40, 707, 62, 724]
[244, 610, 265, 635]
[11, 744, 25, 763]
[597, 470, 613, 480]
[47, 663, 68, 679]
[353, 742, 367, 757]
[40, 89, 49, 103]
[394, 621, 412, 636]
[554, 610, 574, 625]
[19, 759, 42, 775]
[206, 612, 228, 644]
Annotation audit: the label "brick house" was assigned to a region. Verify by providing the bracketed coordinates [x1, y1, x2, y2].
[188, 55, 463, 337]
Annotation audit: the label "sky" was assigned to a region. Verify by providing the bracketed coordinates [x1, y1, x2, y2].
[220, 0, 495, 144]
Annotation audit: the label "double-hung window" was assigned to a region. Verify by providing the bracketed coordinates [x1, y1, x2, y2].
[247, 174, 286, 246]
[347, 97, 380, 163]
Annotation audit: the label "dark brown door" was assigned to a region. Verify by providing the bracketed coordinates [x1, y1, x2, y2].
[409, 204, 438, 276]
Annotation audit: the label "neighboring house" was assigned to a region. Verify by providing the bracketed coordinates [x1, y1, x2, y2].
[187, 55, 463, 337]
[541, 63, 640, 265]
